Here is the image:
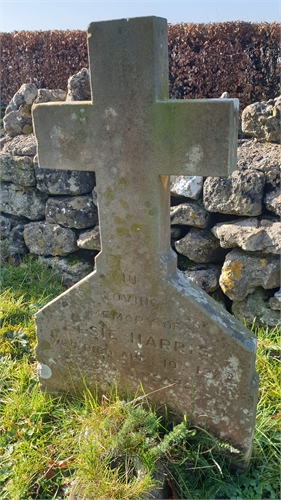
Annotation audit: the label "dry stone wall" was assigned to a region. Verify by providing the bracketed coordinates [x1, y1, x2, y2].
[0, 72, 280, 328]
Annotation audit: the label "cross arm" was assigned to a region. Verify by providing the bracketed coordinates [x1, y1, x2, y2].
[150, 99, 239, 177]
[32, 102, 95, 171]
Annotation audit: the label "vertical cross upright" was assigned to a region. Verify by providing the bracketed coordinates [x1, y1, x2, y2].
[33, 17, 258, 464]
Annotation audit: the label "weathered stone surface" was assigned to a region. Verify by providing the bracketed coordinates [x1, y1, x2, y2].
[175, 228, 226, 263]
[264, 188, 281, 216]
[66, 68, 91, 101]
[0, 153, 35, 186]
[45, 195, 98, 229]
[211, 217, 281, 254]
[241, 96, 281, 143]
[269, 289, 281, 311]
[34, 155, 96, 195]
[33, 17, 257, 462]
[1, 224, 27, 256]
[2, 134, 37, 156]
[170, 201, 210, 228]
[3, 83, 38, 137]
[181, 264, 221, 293]
[232, 288, 281, 328]
[0, 182, 48, 220]
[219, 248, 280, 301]
[40, 256, 93, 287]
[0, 215, 12, 238]
[237, 139, 281, 189]
[170, 175, 203, 199]
[34, 89, 66, 104]
[77, 225, 101, 250]
[203, 168, 265, 216]
[24, 222, 77, 256]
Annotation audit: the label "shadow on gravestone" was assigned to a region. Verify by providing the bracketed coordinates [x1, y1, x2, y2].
[32, 16, 258, 466]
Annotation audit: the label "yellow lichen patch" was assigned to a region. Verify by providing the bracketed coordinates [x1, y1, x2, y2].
[189, 211, 196, 218]
[22, 124, 33, 134]
[52, 247, 64, 255]
[113, 216, 123, 225]
[220, 260, 243, 292]
[260, 258, 267, 267]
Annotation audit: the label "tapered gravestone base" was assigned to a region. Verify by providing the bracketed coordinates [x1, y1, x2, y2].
[36, 248, 258, 462]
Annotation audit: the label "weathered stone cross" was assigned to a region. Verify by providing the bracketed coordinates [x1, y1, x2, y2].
[33, 17, 258, 463]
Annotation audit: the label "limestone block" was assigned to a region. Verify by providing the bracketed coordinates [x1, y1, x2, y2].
[0, 215, 12, 238]
[0, 182, 48, 220]
[77, 225, 101, 250]
[34, 156, 96, 195]
[175, 228, 226, 263]
[170, 201, 210, 228]
[40, 256, 93, 287]
[3, 83, 38, 137]
[264, 188, 281, 216]
[34, 89, 66, 104]
[219, 248, 280, 301]
[242, 96, 281, 143]
[211, 217, 281, 254]
[232, 288, 281, 328]
[24, 222, 77, 256]
[66, 68, 91, 101]
[237, 139, 280, 188]
[0, 153, 35, 186]
[170, 175, 203, 199]
[1, 225, 27, 257]
[203, 168, 265, 216]
[269, 289, 281, 311]
[2, 134, 37, 156]
[181, 264, 221, 293]
[45, 195, 98, 229]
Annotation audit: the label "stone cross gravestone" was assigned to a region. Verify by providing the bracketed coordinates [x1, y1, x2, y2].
[33, 16, 258, 462]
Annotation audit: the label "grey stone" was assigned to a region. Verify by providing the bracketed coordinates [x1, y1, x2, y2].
[33, 17, 257, 462]
[170, 175, 203, 199]
[4, 83, 38, 137]
[241, 96, 281, 143]
[0, 224, 27, 256]
[237, 139, 280, 189]
[264, 188, 281, 216]
[40, 256, 93, 287]
[269, 289, 281, 311]
[0, 182, 48, 220]
[0, 153, 35, 186]
[170, 201, 210, 228]
[34, 155, 96, 195]
[175, 228, 226, 263]
[77, 225, 101, 250]
[0, 215, 12, 238]
[23, 222, 77, 256]
[211, 217, 281, 254]
[92, 186, 98, 206]
[219, 248, 280, 301]
[181, 264, 221, 293]
[34, 89, 66, 104]
[232, 288, 281, 328]
[2, 134, 37, 156]
[66, 68, 91, 101]
[45, 195, 98, 229]
[203, 168, 265, 216]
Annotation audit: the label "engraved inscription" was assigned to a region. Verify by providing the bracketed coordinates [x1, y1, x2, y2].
[104, 292, 159, 307]
[130, 332, 186, 353]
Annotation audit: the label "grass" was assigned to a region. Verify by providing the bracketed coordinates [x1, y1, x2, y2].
[0, 255, 280, 499]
